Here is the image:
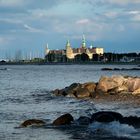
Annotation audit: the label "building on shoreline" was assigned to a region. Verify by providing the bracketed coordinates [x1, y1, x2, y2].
[45, 35, 104, 62]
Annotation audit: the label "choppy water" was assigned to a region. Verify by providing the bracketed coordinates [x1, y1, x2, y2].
[0, 64, 140, 140]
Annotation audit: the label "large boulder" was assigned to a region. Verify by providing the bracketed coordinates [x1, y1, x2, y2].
[65, 83, 81, 95]
[121, 116, 140, 128]
[96, 76, 119, 94]
[96, 75, 140, 94]
[20, 119, 46, 127]
[73, 88, 91, 98]
[53, 113, 74, 126]
[91, 111, 123, 123]
[81, 82, 96, 97]
[124, 77, 140, 92]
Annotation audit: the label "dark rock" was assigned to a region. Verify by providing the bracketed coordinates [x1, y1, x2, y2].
[65, 83, 81, 95]
[52, 89, 60, 96]
[91, 111, 123, 123]
[53, 113, 74, 126]
[114, 68, 120, 70]
[121, 116, 140, 128]
[52, 89, 67, 96]
[20, 119, 46, 127]
[101, 68, 113, 71]
[76, 116, 91, 125]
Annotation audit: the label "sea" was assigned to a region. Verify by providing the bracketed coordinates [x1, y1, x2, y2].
[0, 64, 140, 140]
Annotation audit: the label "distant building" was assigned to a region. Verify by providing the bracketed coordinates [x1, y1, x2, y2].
[45, 35, 104, 62]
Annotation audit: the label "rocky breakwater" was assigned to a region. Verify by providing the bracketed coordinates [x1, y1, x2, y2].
[52, 75, 140, 98]
[20, 111, 140, 128]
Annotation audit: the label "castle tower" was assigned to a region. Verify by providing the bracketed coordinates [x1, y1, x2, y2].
[66, 40, 71, 48]
[45, 43, 50, 55]
[82, 34, 86, 48]
[66, 40, 74, 59]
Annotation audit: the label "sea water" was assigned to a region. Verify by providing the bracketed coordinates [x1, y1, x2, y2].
[0, 64, 140, 140]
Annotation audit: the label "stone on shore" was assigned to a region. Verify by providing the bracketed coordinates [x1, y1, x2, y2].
[73, 88, 91, 98]
[20, 119, 46, 127]
[124, 77, 140, 92]
[81, 82, 96, 97]
[52, 75, 140, 98]
[76, 116, 91, 125]
[132, 88, 140, 96]
[53, 113, 74, 126]
[96, 76, 124, 94]
[91, 111, 123, 123]
[121, 116, 140, 128]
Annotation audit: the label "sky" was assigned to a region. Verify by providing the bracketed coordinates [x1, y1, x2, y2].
[0, 0, 140, 59]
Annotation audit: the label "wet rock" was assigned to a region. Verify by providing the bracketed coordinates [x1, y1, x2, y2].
[101, 68, 113, 71]
[65, 83, 81, 95]
[121, 116, 140, 128]
[52, 89, 60, 96]
[52, 89, 67, 96]
[53, 113, 74, 126]
[73, 88, 91, 98]
[53, 83, 81, 97]
[20, 119, 46, 127]
[76, 116, 91, 125]
[81, 82, 96, 97]
[91, 111, 123, 123]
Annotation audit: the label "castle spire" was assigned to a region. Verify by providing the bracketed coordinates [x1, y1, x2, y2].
[82, 34, 86, 48]
[66, 39, 71, 48]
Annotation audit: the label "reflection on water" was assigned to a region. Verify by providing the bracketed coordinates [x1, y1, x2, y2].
[0, 65, 139, 140]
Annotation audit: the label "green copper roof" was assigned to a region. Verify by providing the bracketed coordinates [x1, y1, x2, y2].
[82, 34, 86, 48]
[66, 39, 71, 47]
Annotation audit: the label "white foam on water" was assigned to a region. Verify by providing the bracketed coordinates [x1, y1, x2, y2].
[88, 121, 137, 138]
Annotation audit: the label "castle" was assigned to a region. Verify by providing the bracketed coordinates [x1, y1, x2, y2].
[45, 35, 104, 62]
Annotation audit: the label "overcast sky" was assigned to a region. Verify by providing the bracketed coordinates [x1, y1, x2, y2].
[0, 0, 140, 59]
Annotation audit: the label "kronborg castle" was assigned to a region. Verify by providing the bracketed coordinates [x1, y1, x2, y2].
[45, 35, 104, 62]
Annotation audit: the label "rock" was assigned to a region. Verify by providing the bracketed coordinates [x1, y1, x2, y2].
[114, 68, 120, 70]
[96, 76, 119, 94]
[96, 75, 137, 94]
[91, 111, 123, 123]
[20, 119, 46, 127]
[81, 82, 96, 97]
[121, 116, 140, 128]
[132, 88, 140, 95]
[53, 113, 74, 126]
[74, 88, 91, 98]
[124, 77, 140, 92]
[52, 89, 60, 96]
[76, 116, 91, 125]
[65, 83, 81, 95]
[101, 68, 113, 71]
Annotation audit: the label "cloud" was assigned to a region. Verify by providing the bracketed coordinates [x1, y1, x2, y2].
[128, 11, 140, 15]
[0, 0, 25, 7]
[0, 0, 140, 57]
[104, 11, 119, 18]
[23, 24, 43, 33]
[105, 0, 140, 5]
[76, 19, 91, 25]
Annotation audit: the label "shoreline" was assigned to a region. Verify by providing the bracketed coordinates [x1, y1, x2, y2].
[91, 94, 140, 107]
[0, 61, 139, 65]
